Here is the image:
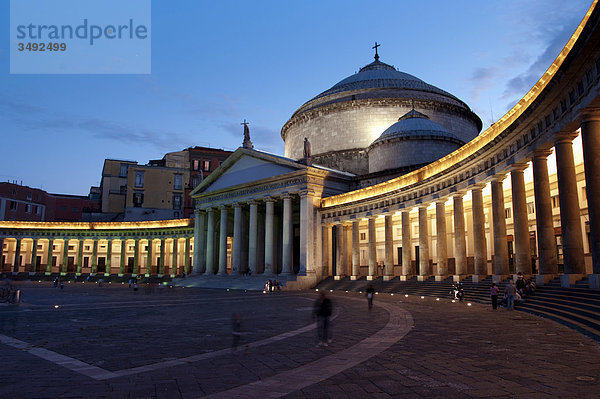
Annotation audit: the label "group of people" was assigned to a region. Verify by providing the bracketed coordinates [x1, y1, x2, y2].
[264, 279, 281, 292]
[490, 272, 536, 310]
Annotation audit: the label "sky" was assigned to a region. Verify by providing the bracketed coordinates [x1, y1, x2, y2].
[0, 0, 594, 196]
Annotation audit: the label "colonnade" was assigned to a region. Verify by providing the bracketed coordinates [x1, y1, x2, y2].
[324, 121, 598, 287]
[0, 236, 193, 277]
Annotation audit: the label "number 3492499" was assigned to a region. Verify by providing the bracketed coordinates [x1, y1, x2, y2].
[17, 42, 67, 51]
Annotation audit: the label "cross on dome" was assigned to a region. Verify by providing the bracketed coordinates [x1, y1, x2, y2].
[372, 42, 380, 61]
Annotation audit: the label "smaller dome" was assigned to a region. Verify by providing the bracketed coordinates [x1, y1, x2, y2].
[370, 109, 464, 147]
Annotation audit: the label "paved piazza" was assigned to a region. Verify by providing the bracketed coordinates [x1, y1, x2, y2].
[1, 283, 599, 398]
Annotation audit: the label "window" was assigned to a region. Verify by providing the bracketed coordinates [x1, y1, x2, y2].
[582, 186, 587, 201]
[120, 185, 127, 194]
[203, 160, 211, 172]
[552, 195, 560, 208]
[173, 195, 182, 210]
[192, 176, 201, 188]
[505, 208, 511, 219]
[120, 163, 128, 177]
[360, 232, 366, 241]
[174, 174, 183, 190]
[193, 159, 199, 171]
[133, 192, 144, 207]
[9, 201, 17, 211]
[527, 202, 535, 214]
[134, 171, 144, 188]
[27, 192, 32, 200]
[33, 205, 39, 214]
[25, 204, 31, 213]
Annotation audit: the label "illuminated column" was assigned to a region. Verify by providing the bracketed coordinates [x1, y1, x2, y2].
[453, 194, 467, 277]
[491, 176, 510, 277]
[205, 208, 215, 275]
[367, 217, 376, 280]
[185, 237, 191, 275]
[299, 190, 315, 276]
[335, 223, 346, 277]
[472, 185, 488, 278]
[46, 239, 54, 274]
[248, 201, 258, 275]
[281, 194, 293, 275]
[159, 238, 165, 275]
[104, 239, 110, 275]
[532, 150, 558, 278]
[61, 239, 68, 274]
[581, 110, 600, 282]
[511, 164, 532, 275]
[384, 215, 394, 280]
[264, 198, 275, 275]
[436, 201, 448, 279]
[133, 239, 140, 275]
[193, 210, 205, 274]
[401, 211, 412, 278]
[232, 203, 243, 274]
[77, 239, 84, 275]
[91, 239, 97, 274]
[171, 238, 178, 276]
[418, 207, 430, 278]
[119, 239, 126, 275]
[555, 133, 585, 277]
[351, 220, 360, 279]
[146, 239, 152, 275]
[30, 238, 38, 273]
[218, 206, 228, 275]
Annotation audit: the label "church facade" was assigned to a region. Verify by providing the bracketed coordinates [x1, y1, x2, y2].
[1, 2, 600, 290]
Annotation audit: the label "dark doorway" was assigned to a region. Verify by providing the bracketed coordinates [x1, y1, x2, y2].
[415, 246, 420, 275]
[36, 256, 43, 272]
[293, 226, 300, 274]
[397, 247, 402, 267]
[97, 257, 106, 273]
[67, 256, 75, 273]
[127, 257, 134, 274]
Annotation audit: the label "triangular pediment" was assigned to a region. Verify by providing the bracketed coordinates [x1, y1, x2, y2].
[191, 148, 306, 196]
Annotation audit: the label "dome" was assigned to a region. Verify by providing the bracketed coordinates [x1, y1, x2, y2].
[371, 109, 464, 146]
[367, 110, 466, 174]
[281, 54, 482, 175]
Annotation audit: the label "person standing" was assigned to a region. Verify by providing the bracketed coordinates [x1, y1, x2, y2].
[313, 291, 332, 347]
[504, 280, 516, 311]
[365, 284, 375, 311]
[490, 283, 499, 310]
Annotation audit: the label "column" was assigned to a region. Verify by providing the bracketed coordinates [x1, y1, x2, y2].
[133, 239, 140, 275]
[401, 210, 412, 278]
[218, 206, 228, 275]
[91, 239, 98, 274]
[248, 201, 258, 275]
[555, 133, 586, 279]
[0, 237, 3, 271]
[532, 150, 558, 280]
[436, 201, 448, 279]
[264, 198, 275, 275]
[418, 207, 430, 278]
[351, 220, 360, 279]
[119, 239, 126, 275]
[60, 239, 68, 274]
[104, 239, 110, 275]
[491, 176, 510, 278]
[31, 238, 38, 273]
[299, 190, 315, 276]
[185, 237, 191, 275]
[335, 223, 346, 277]
[511, 165, 532, 275]
[453, 195, 467, 277]
[171, 238, 178, 276]
[367, 217, 376, 279]
[232, 203, 243, 274]
[46, 239, 54, 274]
[472, 186, 488, 278]
[193, 210, 206, 274]
[322, 225, 330, 277]
[159, 238, 165, 275]
[146, 239, 152, 275]
[281, 194, 293, 275]
[384, 215, 394, 280]
[76, 239, 84, 275]
[13, 238, 21, 273]
[205, 209, 215, 275]
[581, 110, 600, 285]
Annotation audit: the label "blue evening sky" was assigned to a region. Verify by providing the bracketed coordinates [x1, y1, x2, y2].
[0, 0, 593, 195]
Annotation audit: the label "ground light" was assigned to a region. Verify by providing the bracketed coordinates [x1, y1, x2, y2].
[421, 296, 424, 299]
[390, 293, 394, 296]
[405, 294, 408, 297]
[315, 288, 319, 291]
[54, 305, 59, 309]
[452, 300, 456, 303]
[436, 298, 440, 301]
[467, 303, 472, 306]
